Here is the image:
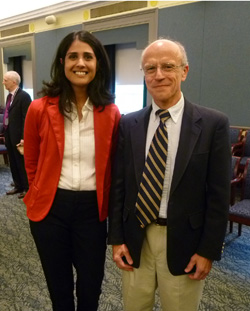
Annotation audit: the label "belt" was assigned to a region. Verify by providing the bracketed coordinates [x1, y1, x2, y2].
[155, 217, 167, 226]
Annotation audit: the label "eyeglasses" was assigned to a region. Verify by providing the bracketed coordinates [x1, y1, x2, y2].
[142, 63, 184, 76]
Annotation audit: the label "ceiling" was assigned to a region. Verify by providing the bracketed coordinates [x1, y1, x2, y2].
[0, 0, 66, 20]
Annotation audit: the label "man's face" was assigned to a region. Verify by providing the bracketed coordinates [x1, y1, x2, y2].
[3, 76, 16, 92]
[142, 41, 189, 109]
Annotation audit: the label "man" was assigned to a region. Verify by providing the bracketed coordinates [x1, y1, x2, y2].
[3, 71, 31, 199]
[108, 39, 231, 311]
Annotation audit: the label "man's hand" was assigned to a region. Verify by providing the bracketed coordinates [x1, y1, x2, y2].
[112, 244, 134, 271]
[184, 253, 212, 280]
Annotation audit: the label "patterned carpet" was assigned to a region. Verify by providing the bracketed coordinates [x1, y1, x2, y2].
[0, 162, 250, 311]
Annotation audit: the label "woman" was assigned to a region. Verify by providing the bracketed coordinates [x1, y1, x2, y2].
[23, 31, 120, 311]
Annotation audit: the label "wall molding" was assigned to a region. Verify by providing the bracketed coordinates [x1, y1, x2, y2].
[0, 1, 103, 28]
[83, 8, 158, 45]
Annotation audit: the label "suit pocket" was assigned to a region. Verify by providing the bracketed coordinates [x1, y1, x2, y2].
[189, 212, 204, 230]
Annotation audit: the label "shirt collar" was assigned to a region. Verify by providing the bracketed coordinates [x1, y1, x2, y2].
[10, 87, 19, 96]
[152, 93, 184, 123]
[71, 97, 93, 114]
[82, 97, 93, 112]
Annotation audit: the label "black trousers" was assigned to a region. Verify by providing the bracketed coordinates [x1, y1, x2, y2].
[30, 189, 107, 311]
[4, 130, 28, 191]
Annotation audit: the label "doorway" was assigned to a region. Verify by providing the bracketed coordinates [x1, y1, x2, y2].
[83, 8, 158, 111]
[0, 37, 34, 109]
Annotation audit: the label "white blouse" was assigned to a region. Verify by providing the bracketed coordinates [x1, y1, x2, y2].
[58, 98, 96, 191]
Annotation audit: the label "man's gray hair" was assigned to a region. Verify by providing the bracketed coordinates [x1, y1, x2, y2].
[141, 38, 189, 67]
[5, 71, 21, 85]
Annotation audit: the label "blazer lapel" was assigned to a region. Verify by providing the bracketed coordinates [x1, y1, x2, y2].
[94, 105, 113, 178]
[47, 97, 65, 160]
[8, 88, 20, 113]
[130, 106, 151, 186]
[170, 100, 202, 195]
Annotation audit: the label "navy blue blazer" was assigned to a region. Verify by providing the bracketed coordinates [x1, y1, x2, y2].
[108, 98, 231, 276]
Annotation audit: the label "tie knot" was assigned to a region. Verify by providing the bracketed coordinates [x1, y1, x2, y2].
[157, 109, 170, 123]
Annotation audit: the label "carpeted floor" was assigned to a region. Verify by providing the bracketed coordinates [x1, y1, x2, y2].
[0, 162, 250, 311]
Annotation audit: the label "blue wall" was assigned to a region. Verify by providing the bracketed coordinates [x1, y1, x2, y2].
[93, 24, 148, 49]
[34, 24, 82, 96]
[33, 2, 250, 126]
[158, 1, 250, 126]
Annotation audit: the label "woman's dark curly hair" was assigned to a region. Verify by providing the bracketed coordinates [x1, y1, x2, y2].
[39, 30, 114, 116]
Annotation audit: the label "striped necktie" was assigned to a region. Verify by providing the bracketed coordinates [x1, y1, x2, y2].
[135, 109, 170, 228]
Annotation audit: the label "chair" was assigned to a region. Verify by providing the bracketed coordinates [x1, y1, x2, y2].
[239, 129, 250, 172]
[0, 138, 9, 165]
[230, 126, 245, 156]
[0, 113, 4, 133]
[0, 113, 9, 166]
[230, 156, 242, 205]
[229, 158, 250, 236]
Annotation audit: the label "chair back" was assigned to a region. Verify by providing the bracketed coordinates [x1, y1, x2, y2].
[230, 127, 242, 144]
[241, 158, 250, 199]
[231, 156, 241, 179]
[242, 130, 250, 157]
[0, 113, 4, 134]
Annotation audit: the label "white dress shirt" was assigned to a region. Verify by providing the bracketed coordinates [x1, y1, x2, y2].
[58, 98, 96, 191]
[145, 93, 184, 218]
[9, 87, 18, 105]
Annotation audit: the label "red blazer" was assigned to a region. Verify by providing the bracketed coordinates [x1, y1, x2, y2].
[23, 96, 120, 222]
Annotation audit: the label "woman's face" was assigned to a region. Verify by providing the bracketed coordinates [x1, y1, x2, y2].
[64, 39, 97, 92]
